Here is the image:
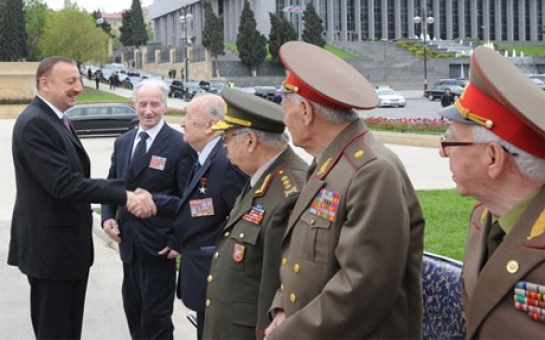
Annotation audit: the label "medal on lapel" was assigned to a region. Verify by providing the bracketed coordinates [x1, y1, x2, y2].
[198, 178, 208, 194]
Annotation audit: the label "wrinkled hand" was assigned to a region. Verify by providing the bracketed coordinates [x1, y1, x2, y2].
[158, 246, 180, 260]
[126, 189, 157, 218]
[103, 218, 122, 243]
[264, 310, 286, 339]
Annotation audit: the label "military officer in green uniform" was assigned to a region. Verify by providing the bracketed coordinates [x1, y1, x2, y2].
[203, 89, 308, 339]
[265, 41, 425, 339]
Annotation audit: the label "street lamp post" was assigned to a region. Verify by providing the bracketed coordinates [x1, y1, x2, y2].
[413, 9, 434, 93]
[179, 8, 193, 82]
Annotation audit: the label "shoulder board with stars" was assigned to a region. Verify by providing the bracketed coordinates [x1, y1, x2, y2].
[275, 169, 302, 198]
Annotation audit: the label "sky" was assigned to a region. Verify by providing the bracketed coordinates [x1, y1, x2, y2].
[45, 0, 152, 14]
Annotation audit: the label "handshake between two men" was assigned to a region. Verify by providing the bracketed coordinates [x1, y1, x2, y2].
[102, 188, 156, 244]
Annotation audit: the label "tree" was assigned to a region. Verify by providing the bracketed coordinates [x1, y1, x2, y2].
[92, 10, 113, 38]
[38, 8, 110, 65]
[268, 12, 296, 63]
[236, 0, 267, 77]
[202, 0, 225, 77]
[130, 0, 147, 46]
[302, 1, 325, 47]
[24, 0, 49, 61]
[0, 0, 28, 61]
[119, 9, 135, 46]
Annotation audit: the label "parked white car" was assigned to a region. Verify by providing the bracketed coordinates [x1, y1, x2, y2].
[375, 87, 406, 108]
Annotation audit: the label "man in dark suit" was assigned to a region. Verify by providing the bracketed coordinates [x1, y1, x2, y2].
[155, 93, 247, 339]
[101, 79, 197, 340]
[8, 56, 155, 340]
[438, 46, 545, 339]
[203, 89, 307, 340]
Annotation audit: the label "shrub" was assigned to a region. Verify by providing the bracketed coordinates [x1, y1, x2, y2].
[363, 117, 449, 135]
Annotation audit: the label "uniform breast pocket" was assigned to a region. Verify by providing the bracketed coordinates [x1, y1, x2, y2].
[299, 210, 332, 264]
[228, 221, 261, 272]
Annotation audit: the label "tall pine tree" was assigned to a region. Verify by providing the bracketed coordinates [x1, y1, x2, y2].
[0, 0, 28, 61]
[269, 13, 296, 64]
[119, 9, 135, 46]
[202, 0, 225, 77]
[131, 0, 147, 46]
[236, 0, 267, 77]
[302, 2, 325, 48]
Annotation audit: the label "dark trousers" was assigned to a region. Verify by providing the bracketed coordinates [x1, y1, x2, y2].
[28, 273, 89, 340]
[197, 311, 205, 340]
[122, 255, 176, 340]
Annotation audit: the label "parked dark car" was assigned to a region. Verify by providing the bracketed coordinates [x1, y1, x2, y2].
[65, 103, 139, 136]
[184, 83, 206, 101]
[433, 78, 468, 88]
[254, 86, 283, 104]
[424, 84, 464, 101]
[167, 79, 185, 98]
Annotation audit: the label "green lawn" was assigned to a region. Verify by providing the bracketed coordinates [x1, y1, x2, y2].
[498, 44, 545, 57]
[417, 189, 475, 260]
[77, 87, 130, 103]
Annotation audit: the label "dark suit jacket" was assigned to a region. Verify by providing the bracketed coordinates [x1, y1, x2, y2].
[101, 123, 196, 264]
[203, 147, 307, 340]
[8, 96, 127, 280]
[155, 139, 248, 313]
[463, 187, 545, 339]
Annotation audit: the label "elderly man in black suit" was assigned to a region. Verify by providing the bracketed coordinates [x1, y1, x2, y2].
[101, 79, 197, 340]
[8, 56, 154, 340]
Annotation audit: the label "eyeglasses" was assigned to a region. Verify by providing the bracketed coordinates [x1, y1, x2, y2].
[221, 130, 247, 144]
[440, 135, 518, 158]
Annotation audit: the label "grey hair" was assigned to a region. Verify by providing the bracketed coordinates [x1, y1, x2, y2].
[236, 128, 288, 149]
[472, 125, 545, 181]
[284, 92, 359, 124]
[132, 79, 169, 104]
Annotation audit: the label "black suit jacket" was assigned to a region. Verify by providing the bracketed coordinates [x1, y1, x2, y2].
[155, 139, 248, 312]
[8, 96, 127, 280]
[101, 123, 196, 264]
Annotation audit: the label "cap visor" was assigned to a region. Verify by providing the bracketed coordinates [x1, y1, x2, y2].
[437, 104, 478, 125]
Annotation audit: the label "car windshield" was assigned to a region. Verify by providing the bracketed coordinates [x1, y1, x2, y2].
[377, 89, 397, 96]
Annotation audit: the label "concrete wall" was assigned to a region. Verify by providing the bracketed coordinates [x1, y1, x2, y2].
[0, 62, 39, 103]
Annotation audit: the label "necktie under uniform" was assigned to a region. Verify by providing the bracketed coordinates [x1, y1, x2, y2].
[486, 221, 505, 261]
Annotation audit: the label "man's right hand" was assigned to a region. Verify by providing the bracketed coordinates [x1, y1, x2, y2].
[102, 218, 122, 243]
[126, 190, 157, 218]
[264, 310, 286, 339]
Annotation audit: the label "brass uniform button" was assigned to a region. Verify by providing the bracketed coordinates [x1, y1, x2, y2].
[207, 275, 213, 283]
[289, 293, 297, 303]
[293, 264, 301, 273]
[214, 252, 219, 259]
[239, 233, 245, 239]
[310, 219, 315, 226]
[224, 231, 230, 238]
[281, 257, 287, 266]
[506, 260, 519, 274]
[206, 299, 211, 307]
[280, 284, 284, 292]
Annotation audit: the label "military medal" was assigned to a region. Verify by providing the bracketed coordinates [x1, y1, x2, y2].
[233, 243, 245, 262]
[310, 188, 341, 222]
[513, 281, 545, 324]
[198, 178, 208, 194]
[242, 204, 265, 225]
[149, 155, 167, 170]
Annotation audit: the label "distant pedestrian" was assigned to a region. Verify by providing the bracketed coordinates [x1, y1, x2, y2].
[87, 68, 92, 80]
[109, 73, 116, 90]
[95, 70, 101, 90]
[180, 67, 185, 81]
[173, 68, 177, 79]
[441, 88, 455, 107]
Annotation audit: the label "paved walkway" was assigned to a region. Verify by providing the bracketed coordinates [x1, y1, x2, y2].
[0, 82, 454, 339]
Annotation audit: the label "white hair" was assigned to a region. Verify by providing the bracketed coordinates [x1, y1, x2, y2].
[284, 92, 359, 124]
[132, 79, 169, 103]
[236, 128, 288, 149]
[472, 125, 545, 181]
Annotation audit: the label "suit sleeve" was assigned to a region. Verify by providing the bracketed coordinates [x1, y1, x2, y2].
[219, 164, 247, 211]
[20, 111, 126, 205]
[102, 139, 121, 223]
[269, 159, 413, 339]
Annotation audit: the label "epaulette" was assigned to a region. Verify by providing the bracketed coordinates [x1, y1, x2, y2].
[274, 169, 303, 198]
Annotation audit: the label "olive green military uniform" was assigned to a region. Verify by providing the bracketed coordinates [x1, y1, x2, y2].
[203, 148, 306, 339]
[268, 119, 425, 339]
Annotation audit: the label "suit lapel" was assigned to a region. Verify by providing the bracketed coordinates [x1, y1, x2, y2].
[128, 124, 171, 180]
[467, 187, 545, 338]
[181, 139, 222, 202]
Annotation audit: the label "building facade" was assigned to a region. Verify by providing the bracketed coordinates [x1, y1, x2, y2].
[148, 0, 544, 48]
